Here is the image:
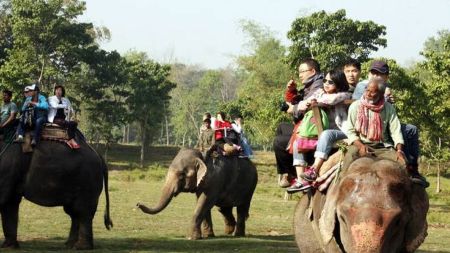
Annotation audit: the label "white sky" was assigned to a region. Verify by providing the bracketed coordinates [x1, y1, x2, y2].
[81, 0, 450, 69]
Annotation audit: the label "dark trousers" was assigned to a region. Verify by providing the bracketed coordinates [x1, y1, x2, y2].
[273, 122, 296, 175]
[401, 124, 419, 168]
[54, 119, 78, 139]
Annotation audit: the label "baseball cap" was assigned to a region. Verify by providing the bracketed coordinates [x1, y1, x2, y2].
[369, 60, 389, 74]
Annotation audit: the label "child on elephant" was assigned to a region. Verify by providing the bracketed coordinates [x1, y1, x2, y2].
[286, 69, 351, 193]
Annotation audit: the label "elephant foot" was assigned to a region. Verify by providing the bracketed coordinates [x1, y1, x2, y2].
[188, 231, 202, 240]
[1, 239, 19, 249]
[224, 223, 236, 235]
[65, 239, 77, 249]
[234, 231, 245, 237]
[202, 232, 215, 239]
[74, 240, 93, 250]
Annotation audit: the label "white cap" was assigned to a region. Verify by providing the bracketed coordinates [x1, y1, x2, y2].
[28, 84, 37, 91]
[24, 86, 31, 92]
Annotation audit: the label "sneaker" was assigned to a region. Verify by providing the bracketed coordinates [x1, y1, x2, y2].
[278, 174, 290, 188]
[286, 179, 313, 193]
[16, 135, 24, 142]
[407, 166, 430, 188]
[300, 167, 317, 182]
[30, 139, 37, 147]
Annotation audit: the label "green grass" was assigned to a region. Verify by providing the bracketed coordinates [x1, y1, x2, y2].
[1, 146, 449, 252]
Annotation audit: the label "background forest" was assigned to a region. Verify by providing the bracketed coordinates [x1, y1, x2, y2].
[0, 0, 448, 171]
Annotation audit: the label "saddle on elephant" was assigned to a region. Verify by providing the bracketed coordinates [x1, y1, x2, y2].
[20, 123, 78, 153]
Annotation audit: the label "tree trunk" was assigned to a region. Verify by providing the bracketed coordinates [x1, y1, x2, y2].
[164, 103, 170, 146]
[104, 142, 109, 163]
[436, 137, 441, 193]
[140, 123, 146, 168]
[126, 124, 130, 143]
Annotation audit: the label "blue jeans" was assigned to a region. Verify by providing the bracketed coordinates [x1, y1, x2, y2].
[314, 129, 347, 160]
[18, 114, 47, 142]
[401, 124, 419, 167]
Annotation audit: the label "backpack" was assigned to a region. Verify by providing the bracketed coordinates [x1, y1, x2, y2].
[297, 108, 329, 138]
[295, 107, 329, 152]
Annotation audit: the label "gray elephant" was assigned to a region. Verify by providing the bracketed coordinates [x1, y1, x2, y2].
[137, 148, 258, 239]
[294, 157, 428, 253]
[0, 139, 112, 250]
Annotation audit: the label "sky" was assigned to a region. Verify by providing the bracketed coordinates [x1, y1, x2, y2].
[81, 0, 450, 69]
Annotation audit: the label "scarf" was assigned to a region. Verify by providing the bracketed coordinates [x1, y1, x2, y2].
[355, 95, 385, 141]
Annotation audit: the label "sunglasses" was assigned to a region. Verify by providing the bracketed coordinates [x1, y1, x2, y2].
[323, 79, 335, 85]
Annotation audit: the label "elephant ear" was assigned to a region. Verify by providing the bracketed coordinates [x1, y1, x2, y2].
[195, 158, 208, 187]
[319, 181, 339, 245]
[404, 185, 429, 252]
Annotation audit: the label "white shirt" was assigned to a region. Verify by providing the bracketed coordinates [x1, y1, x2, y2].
[47, 95, 73, 123]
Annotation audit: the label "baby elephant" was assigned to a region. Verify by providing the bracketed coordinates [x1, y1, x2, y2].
[137, 148, 258, 239]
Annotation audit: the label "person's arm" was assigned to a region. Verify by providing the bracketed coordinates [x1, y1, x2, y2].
[386, 103, 404, 148]
[1, 104, 18, 127]
[317, 92, 352, 105]
[34, 95, 49, 111]
[48, 96, 66, 109]
[21, 97, 30, 111]
[232, 122, 242, 134]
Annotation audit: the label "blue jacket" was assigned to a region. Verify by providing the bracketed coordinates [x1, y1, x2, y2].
[22, 94, 48, 117]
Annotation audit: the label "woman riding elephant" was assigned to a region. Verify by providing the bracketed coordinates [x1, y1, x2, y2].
[137, 148, 257, 240]
[0, 135, 112, 249]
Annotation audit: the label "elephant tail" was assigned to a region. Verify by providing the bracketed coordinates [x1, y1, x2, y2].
[102, 157, 113, 230]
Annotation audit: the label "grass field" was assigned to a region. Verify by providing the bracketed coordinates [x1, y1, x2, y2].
[2, 145, 450, 253]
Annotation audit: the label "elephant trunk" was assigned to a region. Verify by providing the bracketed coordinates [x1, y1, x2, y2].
[137, 171, 178, 215]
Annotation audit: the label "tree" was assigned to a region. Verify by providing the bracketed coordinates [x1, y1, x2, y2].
[0, 0, 12, 66]
[234, 20, 291, 150]
[287, 9, 387, 71]
[417, 30, 450, 190]
[69, 49, 129, 159]
[125, 51, 175, 167]
[0, 0, 100, 93]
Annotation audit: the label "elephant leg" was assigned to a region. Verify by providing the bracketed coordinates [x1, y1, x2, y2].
[0, 198, 21, 249]
[63, 206, 79, 249]
[74, 215, 94, 250]
[218, 206, 236, 235]
[201, 209, 215, 238]
[235, 203, 250, 237]
[190, 193, 217, 240]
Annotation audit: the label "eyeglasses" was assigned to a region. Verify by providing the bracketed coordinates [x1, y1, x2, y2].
[299, 69, 312, 73]
[323, 79, 335, 85]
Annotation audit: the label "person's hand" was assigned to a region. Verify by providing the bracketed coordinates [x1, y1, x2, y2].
[287, 79, 296, 90]
[309, 99, 318, 108]
[396, 149, 406, 163]
[358, 145, 368, 156]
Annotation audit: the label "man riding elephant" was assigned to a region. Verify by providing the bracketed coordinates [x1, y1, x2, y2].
[342, 77, 406, 171]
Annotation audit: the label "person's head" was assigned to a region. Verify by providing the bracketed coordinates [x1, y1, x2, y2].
[203, 118, 211, 128]
[343, 58, 361, 86]
[202, 112, 211, 121]
[323, 69, 349, 94]
[365, 77, 386, 104]
[217, 111, 226, 121]
[298, 58, 320, 83]
[232, 114, 243, 123]
[2, 89, 12, 103]
[368, 60, 389, 82]
[28, 84, 39, 97]
[54, 85, 65, 98]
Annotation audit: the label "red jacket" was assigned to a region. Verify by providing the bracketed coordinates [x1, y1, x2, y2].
[214, 120, 232, 140]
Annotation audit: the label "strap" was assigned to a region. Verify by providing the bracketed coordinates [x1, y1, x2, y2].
[311, 106, 324, 135]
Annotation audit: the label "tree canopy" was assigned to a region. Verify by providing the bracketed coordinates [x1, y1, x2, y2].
[287, 9, 387, 71]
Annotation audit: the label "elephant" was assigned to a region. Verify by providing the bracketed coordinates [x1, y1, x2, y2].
[137, 148, 258, 240]
[294, 156, 429, 253]
[0, 138, 112, 250]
